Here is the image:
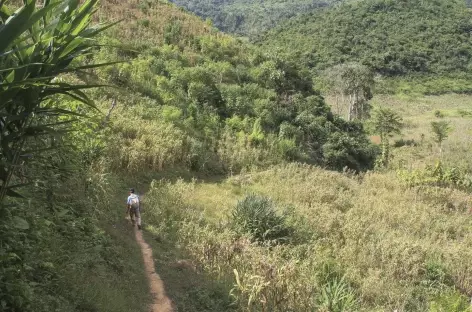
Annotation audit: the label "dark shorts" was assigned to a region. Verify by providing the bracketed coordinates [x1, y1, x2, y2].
[129, 207, 140, 220]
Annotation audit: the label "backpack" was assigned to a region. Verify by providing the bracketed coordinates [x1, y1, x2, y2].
[129, 195, 139, 209]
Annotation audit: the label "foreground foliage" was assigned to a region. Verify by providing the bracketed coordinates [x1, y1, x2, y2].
[0, 1, 149, 311]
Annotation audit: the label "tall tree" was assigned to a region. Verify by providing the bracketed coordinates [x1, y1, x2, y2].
[324, 63, 374, 121]
[370, 107, 403, 168]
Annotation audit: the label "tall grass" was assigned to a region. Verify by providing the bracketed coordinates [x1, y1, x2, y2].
[141, 163, 472, 311]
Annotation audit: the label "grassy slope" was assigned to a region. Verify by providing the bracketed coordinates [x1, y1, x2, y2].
[97, 0, 213, 43]
[17, 167, 152, 312]
[1, 2, 153, 311]
[62, 220, 150, 312]
[59, 0, 472, 311]
[60, 174, 151, 312]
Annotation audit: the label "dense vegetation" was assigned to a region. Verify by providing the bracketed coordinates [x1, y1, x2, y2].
[91, 0, 377, 173]
[145, 162, 472, 312]
[260, 0, 472, 93]
[168, 0, 338, 37]
[0, 1, 149, 311]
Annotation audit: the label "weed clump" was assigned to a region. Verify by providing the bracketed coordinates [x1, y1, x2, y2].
[232, 194, 292, 244]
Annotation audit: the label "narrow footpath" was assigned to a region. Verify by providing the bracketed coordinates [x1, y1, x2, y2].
[135, 228, 174, 312]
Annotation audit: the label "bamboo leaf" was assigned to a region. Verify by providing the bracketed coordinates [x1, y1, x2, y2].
[7, 183, 31, 189]
[6, 189, 25, 199]
[81, 19, 122, 38]
[35, 108, 88, 118]
[69, 0, 96, 35]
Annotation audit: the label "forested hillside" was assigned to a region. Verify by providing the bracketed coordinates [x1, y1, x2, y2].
[92, 0, 377, 173]
[260, 0, 472, 93]
[168, 0, 338, 37]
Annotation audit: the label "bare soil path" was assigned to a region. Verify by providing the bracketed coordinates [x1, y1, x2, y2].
[134, 228, 174, 312]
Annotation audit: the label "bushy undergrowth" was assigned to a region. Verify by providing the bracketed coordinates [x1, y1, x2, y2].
[0, 141, 149, 311]
[397, 161, 472, 192]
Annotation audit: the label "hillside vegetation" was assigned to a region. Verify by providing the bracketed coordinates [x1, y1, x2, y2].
[167, 0, 339, 37]
[260, 0, 472, 93]
[92, 0, 377, 173]
[138, 93, 472, 312]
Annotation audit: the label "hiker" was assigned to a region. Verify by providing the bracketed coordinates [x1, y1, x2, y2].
[127, 188, 142, 230]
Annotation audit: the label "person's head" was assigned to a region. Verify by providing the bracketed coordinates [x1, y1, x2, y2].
[129, 188, 135, 195]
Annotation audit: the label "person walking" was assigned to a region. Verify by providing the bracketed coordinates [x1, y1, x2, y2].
[127, 188, 142, 230]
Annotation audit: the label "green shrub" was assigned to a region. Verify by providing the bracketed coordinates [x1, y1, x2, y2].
[397, 161, 472, 191]
[323, 132, 379, 172]
[139, 19, 150, 27]
[231, 194, 292, 244]
[429, 291, 471, 312]
[434, 110, 445, 118]
[457, 109, 472, 118]
[423, 259, 453, 289]
[394, 138, 419, 147]
[138, 0, 149, 13]
[317, 276, 358, 312]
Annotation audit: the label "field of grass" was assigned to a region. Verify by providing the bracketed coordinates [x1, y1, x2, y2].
[375, 94, 472, 171]
[136, 160, 472, 311]
[327, 93, 472, 171]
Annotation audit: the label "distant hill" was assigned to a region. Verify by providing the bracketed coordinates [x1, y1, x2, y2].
[167, 0, 340, 37]
[260, 0, 472, 79]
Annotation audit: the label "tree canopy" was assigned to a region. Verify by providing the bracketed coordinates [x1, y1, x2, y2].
[260, 0, 472, 77]
[168, 0, 340, 37]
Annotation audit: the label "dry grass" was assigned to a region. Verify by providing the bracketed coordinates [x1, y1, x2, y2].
[141, 163, 472, 311]
[327, 93, 472, 171]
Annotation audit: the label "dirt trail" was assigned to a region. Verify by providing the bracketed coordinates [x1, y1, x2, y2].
[135, 228, 174, 312]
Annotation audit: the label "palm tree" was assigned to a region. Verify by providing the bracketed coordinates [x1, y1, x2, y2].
[370, 107, 403, 168]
